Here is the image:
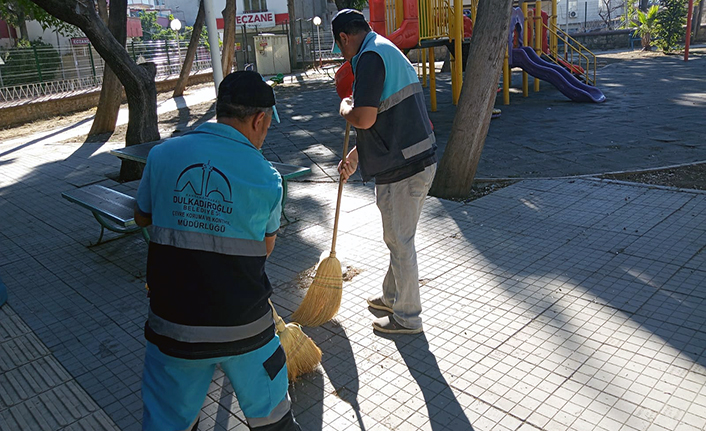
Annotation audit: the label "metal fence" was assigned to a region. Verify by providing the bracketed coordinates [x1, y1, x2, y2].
[0, 24, 342, 104]
[0, 40, 213, 103]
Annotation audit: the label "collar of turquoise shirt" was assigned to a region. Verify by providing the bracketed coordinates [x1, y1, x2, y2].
[190, 122, 261, 152]
[351, 31, 377, 72]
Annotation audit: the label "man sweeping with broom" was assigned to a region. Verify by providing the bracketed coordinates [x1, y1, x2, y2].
[333, 9, 438, 335]
[134, 71, 302, 431]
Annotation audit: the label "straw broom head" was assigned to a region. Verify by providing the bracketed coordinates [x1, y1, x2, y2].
[291, 122, 350, 327]
[271, 302, 322, 381]
[291, 253, 343, 327]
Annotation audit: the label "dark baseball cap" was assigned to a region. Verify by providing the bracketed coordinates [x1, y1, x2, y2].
[331, 9, 367, 38]
[217, 71, 280, 122]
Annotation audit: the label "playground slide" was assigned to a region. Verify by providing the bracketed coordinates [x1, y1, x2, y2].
[511, 47, 606, 103]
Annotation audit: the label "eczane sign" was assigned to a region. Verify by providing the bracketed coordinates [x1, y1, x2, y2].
[236, 12, 275, 28]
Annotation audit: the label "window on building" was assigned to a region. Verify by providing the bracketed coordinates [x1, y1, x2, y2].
[244, 0, 267, 13]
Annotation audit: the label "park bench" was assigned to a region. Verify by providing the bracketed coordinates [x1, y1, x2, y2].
[110, 140, 311, 223]
[630, 31, 642, 50]
[61, 184, 150, 244]
[630, 30, 659, 50]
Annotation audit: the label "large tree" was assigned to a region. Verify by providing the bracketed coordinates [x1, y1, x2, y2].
[173, 0, 205, 97]
[30, 0, 160, 180]
[0, 0, 74, 41]
[87, 0, 126, 138]
[691, 0, 703, 40]
[221, 0, 236, 74]
[287, 0, 296, 66]
[429, 0, 514, 199]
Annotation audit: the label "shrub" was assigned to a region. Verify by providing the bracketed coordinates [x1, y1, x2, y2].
[0, 39, 62, 86]
[655, 0, 688, 52]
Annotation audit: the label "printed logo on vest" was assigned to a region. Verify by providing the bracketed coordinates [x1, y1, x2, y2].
[171, 161, 234, 233]
[175, 161, 233, 202]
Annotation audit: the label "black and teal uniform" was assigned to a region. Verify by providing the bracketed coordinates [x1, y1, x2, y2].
[136, 122, 299, 431]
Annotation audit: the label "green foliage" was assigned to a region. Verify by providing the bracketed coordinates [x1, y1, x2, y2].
[0, 0, 77, 37]
[655, 0, 688, 52]
[630, 5, 660, 48]
[0, 39, 62, 86]
[138, 11, 174, 41]
[631, 5, 660, 36]
[182, 24, 209, 46]
[334, 0, 369, 13]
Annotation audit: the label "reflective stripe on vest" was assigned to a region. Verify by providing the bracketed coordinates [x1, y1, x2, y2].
[148, 307, 274, 343]
[150, 226, 267, 256]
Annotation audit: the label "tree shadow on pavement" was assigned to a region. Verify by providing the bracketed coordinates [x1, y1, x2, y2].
[168, 96, 192, 137]
[0, 117, 94, 159]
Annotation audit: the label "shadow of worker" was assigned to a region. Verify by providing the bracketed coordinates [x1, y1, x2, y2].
[386, 332, 475, 430]
[320, 323, 365, 429]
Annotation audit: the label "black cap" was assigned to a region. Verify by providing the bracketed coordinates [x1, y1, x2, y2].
[218, 71, 275, 108]
[217, 71, 279, 122]
[332, 9, 366, 37]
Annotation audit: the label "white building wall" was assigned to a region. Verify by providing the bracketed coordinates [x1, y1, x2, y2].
[25, 21, 77, 48]
[165, 0, 290, 26]
[556, 0, 627, 31]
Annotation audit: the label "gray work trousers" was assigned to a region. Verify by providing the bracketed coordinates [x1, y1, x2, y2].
[375, 163, 436, 329]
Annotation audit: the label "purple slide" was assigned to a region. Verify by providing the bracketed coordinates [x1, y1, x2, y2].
[510, 46, 606, 103]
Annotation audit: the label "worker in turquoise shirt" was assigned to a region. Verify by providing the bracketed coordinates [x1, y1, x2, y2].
[134, 71, 301, 431]
[333, 9, 438, 335]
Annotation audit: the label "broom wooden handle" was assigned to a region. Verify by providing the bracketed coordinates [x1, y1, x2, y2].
[330, 122, 351, 256]
[268, 299, 286, 333]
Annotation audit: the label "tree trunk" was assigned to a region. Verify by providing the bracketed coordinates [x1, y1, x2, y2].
[121, 62, 158, 180]
[96, 0, 108, 23]
[441, 49, 451, 72]
[639, 0, 650, 11]
[287, 0, 297, 67]
[642, 33, 652, 50]
[18, 13, 28, 40]
[88, 0, 126, 138]
[173, 0, 205, 97]
[30, 0, 160, 181]
[692, 0, 703, 41]
[429, 0, 514, 199]
[221, 0, 236, 75]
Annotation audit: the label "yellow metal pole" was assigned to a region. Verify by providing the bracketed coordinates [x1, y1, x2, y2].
[522, 2, 529, 97]
[422, 48, 427, 87]
[503, 47, 510, 105]
[453, 0, 463, 105]
[449, 3, 456, 103]
[429, 47, 437, 112]
[395, 0, 404, 28]
[534, 1, 541, 92]
[451, 60, 457, 105]
[551, 0, 557, 54]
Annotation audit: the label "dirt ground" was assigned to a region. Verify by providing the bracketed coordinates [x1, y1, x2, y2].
[600, 164, 706, 191]
[3, 49, 705, 197]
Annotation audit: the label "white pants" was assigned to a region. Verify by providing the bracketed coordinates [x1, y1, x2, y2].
[375, 163, 436, 329]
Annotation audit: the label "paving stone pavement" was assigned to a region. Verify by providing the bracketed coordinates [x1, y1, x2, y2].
[1, 49, 705, 430]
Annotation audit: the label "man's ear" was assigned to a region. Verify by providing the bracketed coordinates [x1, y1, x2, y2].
[252, 111, 267, 131]
[338, 32, 349, 47]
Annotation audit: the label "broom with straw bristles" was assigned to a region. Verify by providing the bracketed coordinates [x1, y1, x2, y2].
[269, 300, 321, 381]
[291, 123, 351, 326]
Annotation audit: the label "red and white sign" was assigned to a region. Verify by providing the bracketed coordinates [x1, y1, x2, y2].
[235, 12, 275, 27]
[70, 37, 90, 46]
[217, 13, 288, 29]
